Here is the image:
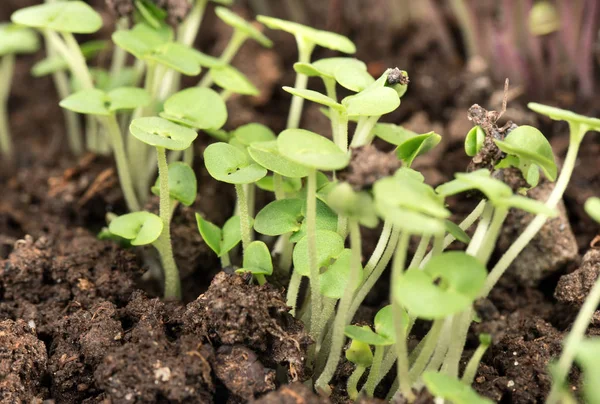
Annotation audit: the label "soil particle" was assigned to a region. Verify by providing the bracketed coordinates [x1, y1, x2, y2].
[0, 319, 48, 402]
[213, 345, 276, 401]
[497, 178, 579, 286]
[339, 145, 401, 190]
[184, 272, 312, 381]
[253, 383, 329, 404]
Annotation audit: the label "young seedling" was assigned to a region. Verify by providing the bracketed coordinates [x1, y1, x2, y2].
[108, 211, 163, 247]
[464, 125, 486, 157]
[422, 371, 492, 404]
[344, 329, 373, 401]
[198, 6, 272, 88]
[150, 161, 197, 218]
[0, 23, 39, 159]
[461, 334, 492, 385]
[60, 87, 152, 212]
[257, 15, 356, 129]
[196, 215, 244, 268]
[373, 123, 441, 167]
[236, 240, 273, 285]
[208, 64, 260, 100]
[130, 117, 198, 299]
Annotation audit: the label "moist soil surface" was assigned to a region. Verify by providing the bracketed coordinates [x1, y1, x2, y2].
[2, 1, 600, 403]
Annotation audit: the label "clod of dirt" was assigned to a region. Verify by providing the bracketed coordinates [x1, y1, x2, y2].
[555, 248, 600, 323]
[497, 178, 578, 286]
[0, 319, 48, 402]
[105, 0, 191, 25]
[253, 383, 329, 404]
[213, 345, 276, 400]
[184, 272, 312, 381]
[339, 145, 401, 190]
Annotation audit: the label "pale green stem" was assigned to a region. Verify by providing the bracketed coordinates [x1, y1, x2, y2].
[363, 220, 393, 278]
[286, 41, 315, 129]
[350, 115, 380, 148]
[154, 146, 181, 300]
[110, 18, 129, 79]
[279, 233, 294, 273]
[391, 232, 414, 401]
[376, 347, 398, 397]
[0, 55, 14, 159]
[461, 339, 490, 385]
[234, 183, 252, 251]
[315, 219, 362, 395]
[59, 32, 94, 89]
[465, 202, 492, 256]
[220, 89, 232, 102]
[449, 0, 479, 59]
[198, 30, 248, 88]
[323, 78, 339, 145]
[86, 115, 99, 153]
[101, 116, 140, 211]
[363, 345, 384, 397]
[408, 319, 444, 383]
[432, 233, 444, 257]
[409, 234, 430, 269]
[347, 365, 367, 401]
[334, 110, 349, 152]
[424, 317, 453, 373]
[442, 309, 472, 378]
[286, 270, 303, 316]
[337, 215, 348, 239]
[183, 145, 194, 167]
[220, 252, 231, 268]
[476, 207, 509, 264]
[315, 297, 337, 353]
[306, 169, 322, 337]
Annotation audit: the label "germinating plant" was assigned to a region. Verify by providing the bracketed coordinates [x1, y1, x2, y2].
[8, 1, 600, 401]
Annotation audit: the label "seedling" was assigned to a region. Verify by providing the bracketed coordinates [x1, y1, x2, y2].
[151, 161, 198, 217]
[422, 372, 492, 404]
[196, 215, 243, 268]
[373, 123, 442, 167]
[209, 64, 259, 100]
[109, 211, 163, 246]
[130, 117, 198, 299]
[464, 125, 485, 157]
[236, 240, 273, 285]
[0, 23, 39, 159]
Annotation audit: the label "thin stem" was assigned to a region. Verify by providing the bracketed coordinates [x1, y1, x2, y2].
[314, 219, 362, 395]
[441, 309, 472, 377]
[155, 146, 181, 300]
[286, 270, 302, 316]
[376, 347, 398, 396]
[465, 202, 492, 256]
[449, 0, 480, 59]
[306, 169, 322, 337]
[198, 30, 248, 88]
[461, 338, 490, 385]
[85, 115, 99, 153]
[0, 55, 14, 159]
[347, 365, 367, 401]
[476, 207, 509, 264]
[102, 116, 140, 211]
[183, 145, 194, 167]
[220, 252, 231, 268]
[315, 297, 337, 352]
[110, 18, 129, 78]
[334, 110, 349, 153]
[408, 319, 444, 383]
[424, 317, 453, 373]
[60, 32, 94, 89]
[363, 345, 384, 397]
[234, 183, 252, 251]
[409, 235, 430, 269]
[323, 78, 339, 146]
[286, 41, 315, 129]
[363, 220, 393, 278]
[350, 115, 380, 148]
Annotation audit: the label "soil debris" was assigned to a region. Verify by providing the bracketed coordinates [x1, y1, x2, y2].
[105, 0, 191, 25]
[339, 145, 401, 190]
[253, 383, 329, 404]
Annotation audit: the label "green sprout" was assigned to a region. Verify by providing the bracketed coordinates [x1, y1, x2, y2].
[344, 329, 373, 401]
[373, 123, 441, 167]
[236, 240, 273, 285]
[464, 125, 485, 157]
[129, 117, 198, 299]
[422, 371, 492, 404]
[0, 23, 39, 160]
[196, 215, 243, 268]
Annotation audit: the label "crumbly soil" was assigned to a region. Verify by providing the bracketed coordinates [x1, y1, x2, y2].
[2, 0, 600, 403]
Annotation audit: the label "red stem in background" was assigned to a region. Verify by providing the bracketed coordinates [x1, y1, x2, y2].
[577, 0, 598, 98]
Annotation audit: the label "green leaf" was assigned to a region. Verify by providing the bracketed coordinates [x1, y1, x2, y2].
[31, 40, 107, 77]
[59, 89, 110, 116]
[151, 162, 197, 206]
[256, 15, 355, 53]
[160, 88, 227, 130]
[12, 1, 103, 34]
[334, 62, 374, 92]
[496, 195, 557, 216]
[395, 251, 487, 319]
[374, 305, 401, 342]
[215, 7, 272, 47]
[290, 198, 339, 242]
[344, 325, 392, 347]
[112, 23, 170, 60]
[130, 117, 198, 150]
[396, 131, 441, 167]
[233, 123, 276, 146]
[283, 87, 344, 111]
[494, 125, 557, 181]
[210, 65, 259, 95]
[221, 216, 243, 255]
[585, 197, 600, 223]
[0, 24, 39, 57]
[196, 214, 222, 256]
[436, 169, 513, 203]
[373, 123, 418, 146]
[465, 125, 485, 157]
[278, 129, 350, 171]
[375, 202, 446, 235]
[146, 42, 202, 76]
[204, 142, 267, 184]
[326, 182, 378, 228]
[134, 0, 168, 28]
[374, 176, 449, 219]
[342, 86, 400, 117]
[320, 249, 363, 298]
[312, 57, 367, 78]
[107, 87, 151, 111]
[423, 372, 493, 404]
[575, 338, 600, 403]
[248, 140, 311, 178]
[293, 62, 331, 78]
[189, 49, 223, 68]
[292, 230, 345, 277]
[254, 199, 304, 236]
[528, 102, 600, 131]
[109, 212, 163, 246]
[444, 220, 471, 244]
[255, 176, 302, 194]
[238, 240, 273, 276]
[345, 334, 374, 367]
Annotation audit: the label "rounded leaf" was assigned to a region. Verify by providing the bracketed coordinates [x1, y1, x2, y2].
[334, 62, 374, 92]
[528, 1, 560, 36]
[345, 335, 374, 367]
[374, 176, 449, 219]
[283, 87, 344, 111]
[343, 86, 400, 117]
[221, 216, 244, 256]
[130, 117, 198, 150]
[423, 372, 493, 404]
[585, 197, 600, 223]
[278, 129, 350, 171]
[373, 123, 417, 146]
[528, 102, 600, 130]
[12, 2, 103, 34]
[395, 251, 487, 319]
[290, 199, 339, 242]
[256, 176, 302, 193]
[146, 42, 202, 76]
[254, 199, 303, 236]
[311, 57, 367, 78]
[436, 169, 513, 202]
[60, 89, 110, 116]
[233, 123, 276, 146]
[292, 230, 345, 277]
[344, 325, 391, 347]
[108, 212, 163, 246]
[396, 131, 441, 167]
[0, 24, 39, 56]
[326, 183, 378, 228]
[161, 88, 227, 130]
[374, 305, 404, 342]
[239, 240, 273, 275]
[107, 87, 151, 111]
[204, 142, 267, 184]
[465, 125, 485, 157]
[248, 141, 310, 178]
[196, 214, 222, 256]
[215, 7, 272, 47]
[320, 249, 363, 298]
[112, 23, 170, 59]
[151, 162, 197, 206]
[210, 65, 259, 95]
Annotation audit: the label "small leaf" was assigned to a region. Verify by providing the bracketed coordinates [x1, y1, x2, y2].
[373, 123, 418, 146]
[326, 182, 378, 228]
[575, 338, 600, 403]
[109, 212, 163, 246]
[396, 131, 441, 167]
[190, 49, 223, 68]
[215, 7, 272, 47]
[320, 249, 363, 298]
[375, 203, 445, 235]
[436, 169, 513, 203]
[292, 230, 345, 277]
[0, 24, 39, 56]
[283, 87, 344, 111]
[160, 87, 227, 130]
[196, 214, 222, 255]
[112, 23, 170, 60]
[374, 176, 449, 219]
[59, 89, 110, 116]
[255, 176, 302, 193]
[395, 251, 487, 319]
[130, 117, 198, 150]
[238, 240, 273, 276]
[334, 62, 374, 92]
[496, 195, 557, 216]
[204, 142, 267, 184]
[278, 129, 350, 171]
[151, 162, 197, 206]
[528, 1, 560, 36]
[345, 334, 374, 367]
[344, 325, 391, 347]
[312, 57, 367, 78]
[233, 123, 276, 146]
[342, 86, 400, 117]
[254, 199, 304, 236]
[31, 40, 107, 77]
[248, 141, 311, 178]
[290, 199, 339, 242]
[12, 1, 103, 34]
[293, 62, 330, 78]
[465, 125, 485, 157]
[585, 197, 600, 223]
[528, 102, 600, 131]
[107, 87, 151, 111]
[423, 372, 493, 404]
[221, 216, 243, 256]
[444, 220, 471, 244]
[210, 65, 259, 95]
[374, 305, 403, 342]
[146, 42, 202, 76]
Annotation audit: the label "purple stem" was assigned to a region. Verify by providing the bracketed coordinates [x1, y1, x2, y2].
[577, 0, 598, 98]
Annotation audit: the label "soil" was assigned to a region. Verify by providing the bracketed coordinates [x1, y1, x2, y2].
[1, 0, 600, 403]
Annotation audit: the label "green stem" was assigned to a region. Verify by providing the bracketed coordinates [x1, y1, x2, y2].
[0, 55, 14, 159]
[409, 235, 430, 269]
[86, 115, 99, 153]
[306, 169, 322, 337]
[234, 183, 252, 251]
[198, 30, 248, 88]
[408, 319, 444, 383]
[314, 219, 362, 395]
[60, 32, 94, 89]
[350, 115, 380, 148]
[315, 297, 337, 353]
[424, 317, 453, 373]
[155, 146, 181, 300]
[449, 0, 479, 59]
[183, 145, 194, 167]
[102, 116, 140, 211]
[363, 220, 393, 278]
[334, 110, 349, 152]
[391, 232, 414, 401]
[465, 202, 492, 256]
[347, 365, 367, 401]
[442, 309, 472, 377]
[220, 252, 231, 268]
[476, 207, 508, 264]
[286, 41, 315, 129]
[363, 345, 384, 397]
[461, 338, 490, 385]
[109, 18, 129, 79]
[286, 270, 302, 316]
